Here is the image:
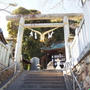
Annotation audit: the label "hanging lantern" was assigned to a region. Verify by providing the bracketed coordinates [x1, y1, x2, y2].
[29, 31, 33, 37]
[35, 32, 37, 39]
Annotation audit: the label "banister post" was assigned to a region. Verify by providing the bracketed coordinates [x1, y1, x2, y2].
[5, 44, 11, 66]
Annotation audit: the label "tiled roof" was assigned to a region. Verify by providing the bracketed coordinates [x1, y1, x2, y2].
[41, 42, 64, 50]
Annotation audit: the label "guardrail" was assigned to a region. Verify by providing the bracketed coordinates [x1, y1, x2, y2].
[0, 62, 17, 87]
[0, 62, 16, 75]
[70, 19, 89, 66]
[64, 62, 82, 90]
[0, 41, 13, 67]
[0, 63, 6, 69]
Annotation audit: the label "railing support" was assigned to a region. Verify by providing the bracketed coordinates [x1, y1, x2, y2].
[73, 76, 75, 90]
[65, 62, 82, 90]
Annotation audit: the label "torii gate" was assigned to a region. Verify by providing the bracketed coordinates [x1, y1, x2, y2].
[6, 13, 82, 70]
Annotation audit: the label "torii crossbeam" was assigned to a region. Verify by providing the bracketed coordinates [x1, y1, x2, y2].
[6, 13, 83, 21]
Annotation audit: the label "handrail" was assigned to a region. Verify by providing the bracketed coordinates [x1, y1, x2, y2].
[70, 19, 84, 49]
[71, 71, 82, 90]
[70, 36, 77, 49]
[65, 62, 82, 90]
[0, 41, 8, 50]
[77, 19, 84, 35]
[0, 62, 16, 75]
[0, 63, 6, 68]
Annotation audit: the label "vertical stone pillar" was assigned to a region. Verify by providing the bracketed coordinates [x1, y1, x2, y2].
[63, 16, 70, 62]
[14, 17, 24, 71]
[5, 44, 11, 66]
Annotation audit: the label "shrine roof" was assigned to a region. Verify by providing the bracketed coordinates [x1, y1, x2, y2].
[41, 42, 65, 51]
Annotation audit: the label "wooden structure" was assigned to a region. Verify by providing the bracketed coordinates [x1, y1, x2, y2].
[40, 42, 65, 69]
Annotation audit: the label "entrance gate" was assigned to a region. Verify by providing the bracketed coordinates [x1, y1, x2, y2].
[6, 13, 83, 70]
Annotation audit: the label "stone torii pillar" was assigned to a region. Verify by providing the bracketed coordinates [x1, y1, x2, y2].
[14, 17, 24, 70]
[63, 16, 70, 62]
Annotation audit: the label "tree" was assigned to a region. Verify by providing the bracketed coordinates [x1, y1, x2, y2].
[12, 7, 30, 15]
[7, 21, 18, 38]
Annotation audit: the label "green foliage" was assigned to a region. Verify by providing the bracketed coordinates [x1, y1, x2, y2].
[29, 9, 41, 15]
[12, 7, 41, 15]
[22, 28, 44, 60]
[7, 21, 18, 38]
[12, 7, 30, 15]
[44, 27, 64, 47]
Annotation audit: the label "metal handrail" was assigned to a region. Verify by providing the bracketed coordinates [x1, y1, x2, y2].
[0, 63, 6, 68]
[65, 62, 82, 90]
[71, 71, 82, 90]
[0, 41, 8, 50]
[0, 62, 16, 75]
[76, 19, 84, 35]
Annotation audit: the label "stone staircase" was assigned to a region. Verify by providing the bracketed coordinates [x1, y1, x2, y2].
[5, 70, 67, 90]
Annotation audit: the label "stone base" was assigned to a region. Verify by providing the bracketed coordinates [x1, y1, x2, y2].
[0, 67, 14, 86]
[73, 53, 90, 90]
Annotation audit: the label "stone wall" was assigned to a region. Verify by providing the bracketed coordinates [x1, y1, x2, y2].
[73, 53, 90, 90]
[0, 67, 14, 87]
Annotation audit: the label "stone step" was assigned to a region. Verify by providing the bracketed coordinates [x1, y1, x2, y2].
[21, 87, 66, 89]
[25, 76, 62, 78]
[6, 88, 66, 90]
[28, 70, 62, 72]
[27, 73, 63, 75]
[26, 74, 63, 76]
[23, 81, 64, 84]
[21, 84, 66, 88]
[26, 74, 63, 77]
[27, 71, 63, 74]
[27, 71, 62, 73]
[23, 78, 64, 81]
[24, 76, 64, 79]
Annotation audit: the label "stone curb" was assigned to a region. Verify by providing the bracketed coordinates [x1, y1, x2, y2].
[0, 71, 22, 90]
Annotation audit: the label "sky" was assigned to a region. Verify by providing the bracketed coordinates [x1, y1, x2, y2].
[0, 0, 82, 38]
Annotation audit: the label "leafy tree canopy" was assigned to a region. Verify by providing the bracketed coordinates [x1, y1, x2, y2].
[12, 7, 41, 15]
[12, 7, 30, 15]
